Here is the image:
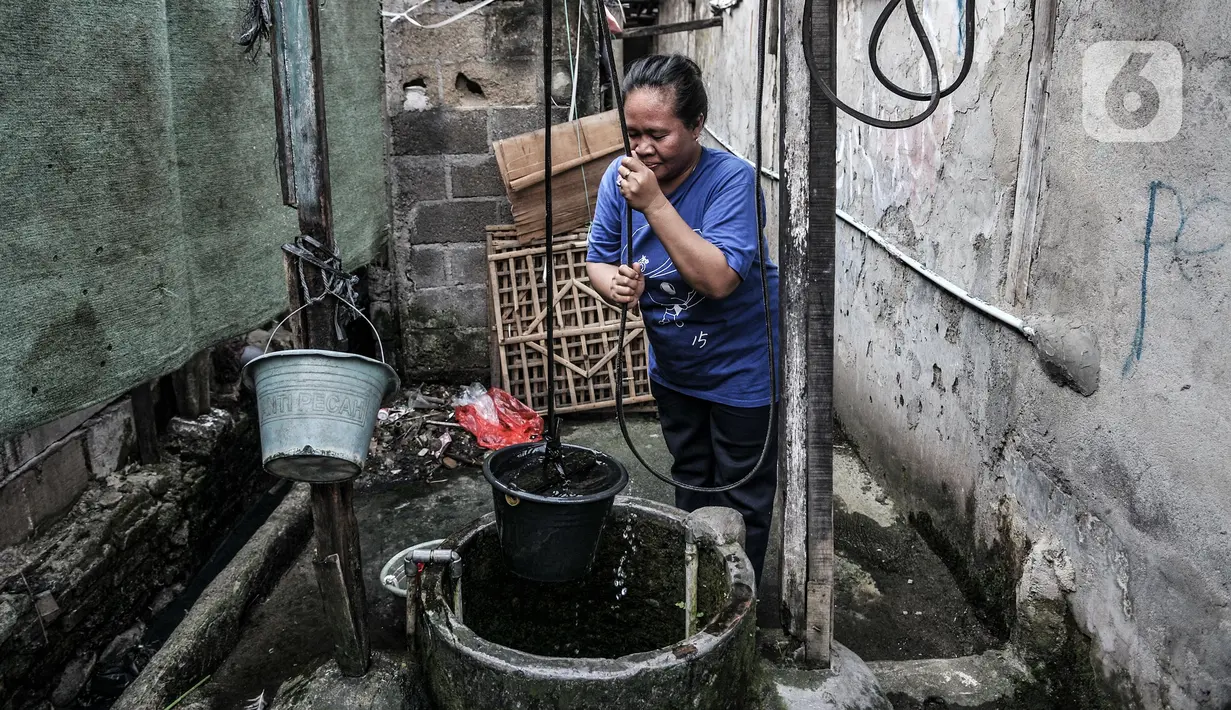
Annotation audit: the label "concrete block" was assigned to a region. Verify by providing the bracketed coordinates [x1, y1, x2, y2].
[385, 62, 442, 113]
[485, 4, 538, 58]
[448, 243, 490, 287]
[6, 403, 107, 473]
[409, 285, 489, 329]
[0, 433, 91, 548]
[401, 326, 491, 381]
[402, 244, 452, 290]
[489, 106, 541, 142]
[384, 14, 486, 65]
[392, 108, 489, 156]
[84, 400, 135, 479]
[442, 59, 538, 108]
[448, 154, 504, 198]
[393, 155, 448, 208]
[164, 409, 235, 461]
[411, 199, 502, 244]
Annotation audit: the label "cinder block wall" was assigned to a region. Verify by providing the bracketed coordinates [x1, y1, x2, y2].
[383, 0, 598, 381]
[0, 402, 132, 549]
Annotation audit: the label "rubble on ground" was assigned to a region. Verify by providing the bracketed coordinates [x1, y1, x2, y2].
[362, 385, 490, 486]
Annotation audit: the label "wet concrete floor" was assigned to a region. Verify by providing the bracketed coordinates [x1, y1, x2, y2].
[178, 413, 1002, 708]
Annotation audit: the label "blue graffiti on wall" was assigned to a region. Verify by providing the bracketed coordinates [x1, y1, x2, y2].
[1123, 181, 1226, 376]
[957, 0, 967, 49]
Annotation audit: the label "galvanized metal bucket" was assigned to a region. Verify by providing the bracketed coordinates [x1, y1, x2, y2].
[242, 349, 399, 482]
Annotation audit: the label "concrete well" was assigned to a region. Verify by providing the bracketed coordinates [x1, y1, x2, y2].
[413, 497, 759, 710]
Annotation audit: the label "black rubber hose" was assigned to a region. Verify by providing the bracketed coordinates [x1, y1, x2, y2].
[601, 0, 776, 494]
[869, 0, 977, 102]
[803, 0, 941, 129]
[543, 0, 562, 465]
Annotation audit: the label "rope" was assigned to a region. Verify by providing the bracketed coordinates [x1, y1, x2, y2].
[381, 0, 499, 28]
[563, 0, 593, 215]
[281, 235, 361, 343]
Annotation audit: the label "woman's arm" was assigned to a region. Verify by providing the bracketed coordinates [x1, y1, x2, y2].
[617, 156, 741, 300]
[587, 262, 644, 310]
[586, 158, 645, 309]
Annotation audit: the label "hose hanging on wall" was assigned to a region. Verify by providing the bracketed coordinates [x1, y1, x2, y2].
[804, 0, 977, 129]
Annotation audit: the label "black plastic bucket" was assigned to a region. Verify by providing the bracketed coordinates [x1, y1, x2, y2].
[483, 442, 630, 583]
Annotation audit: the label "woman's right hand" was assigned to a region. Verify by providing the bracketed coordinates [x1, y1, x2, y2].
[610, 262, 645, 306]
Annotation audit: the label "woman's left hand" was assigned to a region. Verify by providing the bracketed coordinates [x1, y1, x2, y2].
[617, 156, 668, 214]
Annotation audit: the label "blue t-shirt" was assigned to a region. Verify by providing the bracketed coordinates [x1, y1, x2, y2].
[587, 147, 780, 408]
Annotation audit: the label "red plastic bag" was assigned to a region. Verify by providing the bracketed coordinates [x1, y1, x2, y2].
[452, 384, 544, 450]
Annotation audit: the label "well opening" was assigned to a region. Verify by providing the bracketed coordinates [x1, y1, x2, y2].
[451, 506, 730, 658]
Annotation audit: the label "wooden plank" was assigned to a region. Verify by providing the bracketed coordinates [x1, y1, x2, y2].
[172, 350, 212, 418]
[524, 341, 590, 379]
[584, 328, 643, 377]
[129, 383, 160, 465]
[312, 551, 367, 676]
[272, 0, 369, 677]
[776, 0, 808, 646]
[615, 17, 723, 40]
[269, 0, 296, 207]
[803, 0, 836, 668]
[1003, 0, 1059, 307]
[487, 252, 504, 388]
[548, 394, 655, 415]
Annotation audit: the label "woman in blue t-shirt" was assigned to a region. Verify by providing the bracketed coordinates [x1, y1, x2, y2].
[586, 54, 780, 582]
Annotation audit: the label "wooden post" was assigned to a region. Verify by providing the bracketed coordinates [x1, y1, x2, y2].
[270, 0, 370, 676]
[804, 0, 837, 668]
[130, 383, 161, 465]
[777, 0, 834, 667]
[172, 350, 212, 418]
[1003, 0, 1058, 307]
[612, 17, 723, 39]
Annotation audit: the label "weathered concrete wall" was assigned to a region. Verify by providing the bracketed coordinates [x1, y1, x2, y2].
[383, 0, 598, 381]
[0, 401, 129, 549]
[655, 0, 1231, 705]
[830, 0, 1231, 706]
[0, 408, 270, 707]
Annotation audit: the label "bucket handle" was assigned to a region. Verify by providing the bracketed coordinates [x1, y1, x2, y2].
[264, 292, 388, 364]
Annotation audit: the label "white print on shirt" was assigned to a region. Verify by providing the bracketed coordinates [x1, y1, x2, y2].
[635, 226, 707, 328]
[693, 331, 708, 348]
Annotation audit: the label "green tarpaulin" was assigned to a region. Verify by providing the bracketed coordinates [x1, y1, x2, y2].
[0, 0, 389, 437]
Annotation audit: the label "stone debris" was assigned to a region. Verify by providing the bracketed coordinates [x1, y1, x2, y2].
[362, 385, 487, 486]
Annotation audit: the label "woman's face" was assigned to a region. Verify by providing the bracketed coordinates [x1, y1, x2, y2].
[624, 87, 703, 185]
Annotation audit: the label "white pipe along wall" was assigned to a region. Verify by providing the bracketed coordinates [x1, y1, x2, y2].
[659, 0, 1231, 705]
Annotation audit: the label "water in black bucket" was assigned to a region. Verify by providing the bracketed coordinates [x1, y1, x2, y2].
[498, 446, 618, 498]
[483, 442, 629, 582]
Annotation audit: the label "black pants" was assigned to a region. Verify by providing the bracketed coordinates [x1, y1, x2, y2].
[652, 381, 778, 583]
